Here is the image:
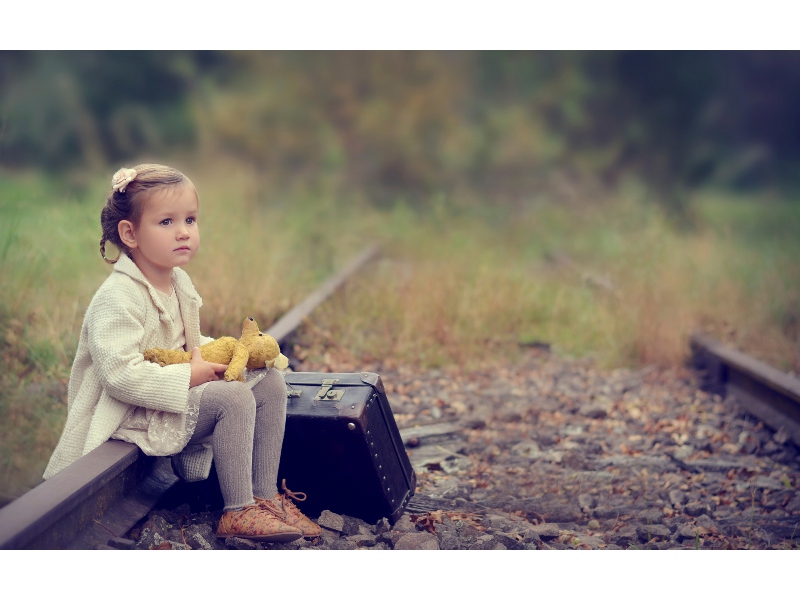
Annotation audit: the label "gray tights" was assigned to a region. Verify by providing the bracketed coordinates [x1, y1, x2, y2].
[188, 368, 287, 511]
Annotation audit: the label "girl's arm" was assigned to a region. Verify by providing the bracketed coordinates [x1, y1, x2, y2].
[87, 286, 193, 414]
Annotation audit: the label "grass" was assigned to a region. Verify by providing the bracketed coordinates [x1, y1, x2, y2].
[1, 157, 799, 503]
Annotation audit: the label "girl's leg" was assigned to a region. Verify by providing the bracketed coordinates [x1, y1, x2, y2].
[250, 369, 321, 537]
[189, 380, 256, 512]
[249, 368, 288, 499]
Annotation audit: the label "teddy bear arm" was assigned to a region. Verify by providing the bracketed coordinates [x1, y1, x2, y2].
[200, 337, 237, 365]
[224, 343, 250, 382]
[143, 347, 191, 366]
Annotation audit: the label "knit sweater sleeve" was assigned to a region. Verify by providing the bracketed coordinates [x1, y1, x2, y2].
[87, 281, 191, 414]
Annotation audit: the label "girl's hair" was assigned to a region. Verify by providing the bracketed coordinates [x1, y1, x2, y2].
[100, 163, 194, 264]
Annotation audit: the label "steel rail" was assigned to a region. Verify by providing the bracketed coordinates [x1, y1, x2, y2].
[0, 244, 381, 550]
[690, 332, 800, 447]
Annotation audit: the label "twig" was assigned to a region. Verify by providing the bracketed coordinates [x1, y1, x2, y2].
[435, 445, 471, 460]
[92, 519, 120, 539]
[665, 451, 701, 474]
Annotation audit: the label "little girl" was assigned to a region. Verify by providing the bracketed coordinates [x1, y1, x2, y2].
[43, 163, 321, 543]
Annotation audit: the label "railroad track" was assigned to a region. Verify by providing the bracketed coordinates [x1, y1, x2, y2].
[0, 244, 381, 550]
[690, 333, 800, 447]
[3, 254, 798, 549]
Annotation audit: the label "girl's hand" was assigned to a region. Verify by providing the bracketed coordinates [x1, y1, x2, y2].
[189, 347, 228, 387]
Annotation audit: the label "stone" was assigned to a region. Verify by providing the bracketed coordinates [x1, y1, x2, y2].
[539, 502, 582, 523]
[784, 494, 800, 513]
[373, 517, 392, 535]
[636, 509, 663, 524]
[695, 514, 716, 529]
[594, 506, 624, 520]
[530, 523, 560, 539]
[225, 537, 262, 550]
[669, 490, 686, 507]
[140, 514, 170, 539]
[483, 514, 515, 533]
[378, 531, 407, 548]
[752, 476, 785, 491]
[673, 445, 695, 461]
[511, 441, 542, 458]
[439, 532, 460, 550]
[608, 526, 638, 546]
[317, 510, 345, 533]
[573, 534, 603, 549]
[283, 538, 312, 550]
[164, 542, 191, 550]
[346, 534, 378, 548]
[467, 536, 500, 550]
[149, 509, 182, 526]
[578, 494, 596, 510]
[636, 524, 671, 542]
[494, 533, 526, 550]
[391, 513, 417, 533]
[578, 403, 608, 419]
[342, 515, 369, 536]
[441, 455, 473, 474]
[676, 525, 699, 540]
[136, 528, 168, 550]
[367, 542, 390, 550]
[320, 528, 340, 544]
[182, 524, 223, 550]
[394, 532, 440, 550]
[684, 502, 711, 517]
[330, 539, 358, 550]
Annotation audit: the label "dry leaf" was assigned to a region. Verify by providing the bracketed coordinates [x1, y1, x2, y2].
[152, 541, 172, 550]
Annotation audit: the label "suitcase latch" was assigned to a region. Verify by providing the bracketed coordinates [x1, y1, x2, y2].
[316, 378, 345, 401]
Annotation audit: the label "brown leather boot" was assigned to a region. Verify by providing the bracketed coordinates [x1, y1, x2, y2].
[255, 480, 322, 538]
[216, 503, 303, 543]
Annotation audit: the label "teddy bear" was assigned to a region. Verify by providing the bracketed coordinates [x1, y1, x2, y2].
[143, 316, 289, 382]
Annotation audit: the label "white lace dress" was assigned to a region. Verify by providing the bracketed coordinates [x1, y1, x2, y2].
[110, 287, 207, 456]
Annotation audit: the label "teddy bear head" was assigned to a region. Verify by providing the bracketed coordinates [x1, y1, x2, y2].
[241, 317, 288, 369]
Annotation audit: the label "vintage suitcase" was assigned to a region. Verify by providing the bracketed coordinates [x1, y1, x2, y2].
[277, 371, 416, 524]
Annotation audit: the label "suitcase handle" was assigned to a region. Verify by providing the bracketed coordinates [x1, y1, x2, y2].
[316, 378, 345, 401]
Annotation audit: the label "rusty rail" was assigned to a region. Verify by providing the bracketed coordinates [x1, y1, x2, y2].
[0, 244, 381, 549]
[690, 332, 800, 446]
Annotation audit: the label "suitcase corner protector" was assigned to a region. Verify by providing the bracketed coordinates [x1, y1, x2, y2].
[360, 372, 384, 392]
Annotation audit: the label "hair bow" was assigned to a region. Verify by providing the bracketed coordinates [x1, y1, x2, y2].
[111, 168, 138, 194]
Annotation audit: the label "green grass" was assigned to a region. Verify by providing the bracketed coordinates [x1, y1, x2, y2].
[1, 159, 799, 503]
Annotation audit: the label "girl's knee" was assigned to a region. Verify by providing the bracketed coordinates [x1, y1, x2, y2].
[223, 381, 257, 415]
[251, 369, 287, 405]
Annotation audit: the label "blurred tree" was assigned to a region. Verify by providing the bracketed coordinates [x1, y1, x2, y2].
[0, 51, 208, 170]
[3, 51, 800, 204]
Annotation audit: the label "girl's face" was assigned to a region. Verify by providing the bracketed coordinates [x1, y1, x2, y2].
[120, 183, 200, 278]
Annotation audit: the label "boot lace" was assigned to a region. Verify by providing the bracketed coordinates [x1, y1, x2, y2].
[281, 479, 308, 510]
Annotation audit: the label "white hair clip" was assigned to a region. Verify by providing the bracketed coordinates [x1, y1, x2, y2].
[111, 167, 138, 194]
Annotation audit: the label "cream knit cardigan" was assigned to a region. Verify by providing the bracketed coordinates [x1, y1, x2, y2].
[43, 254, 215, 481]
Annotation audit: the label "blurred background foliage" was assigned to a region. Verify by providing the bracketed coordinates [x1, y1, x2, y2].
[3, 51, 800, 207]
[1, 51, 799, 501]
